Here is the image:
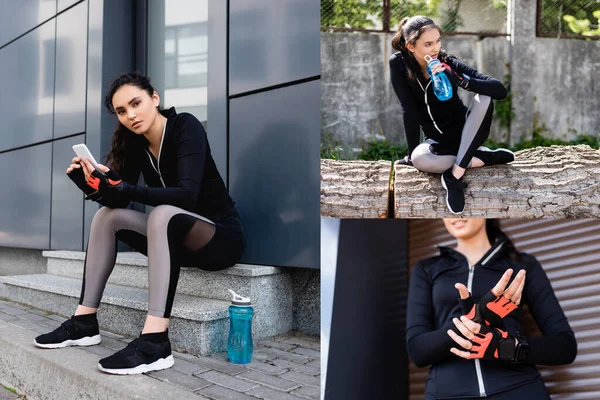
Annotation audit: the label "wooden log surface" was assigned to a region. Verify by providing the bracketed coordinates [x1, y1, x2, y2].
[395, 145, 600, 218]
[320, 160, 391, 218]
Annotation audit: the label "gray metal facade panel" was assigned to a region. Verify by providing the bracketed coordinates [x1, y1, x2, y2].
[229, 0, 320, 95]
[0, 0, 56, 47]
[0, 144, 52, 249]
[57, 0, 81, 13]
[229, 81, 320, 269]
[0, 20, 55, 152]
[207, 0, 228, 181]
[51, 135, 84, 250]
[54, 1, 87, 138]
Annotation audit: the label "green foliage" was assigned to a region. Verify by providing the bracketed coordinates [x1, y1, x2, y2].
[563, 10, 600, 37]
[358, 140, 408, 161]
[3, 387, 17, 395]
[484, 133, 600, 152]
[491, 0, 508, 10]
[539, 1, 600, 36]
[321, 0, 442, 30]
[320, 131, 348, 160]
[441, 0, 464, 32]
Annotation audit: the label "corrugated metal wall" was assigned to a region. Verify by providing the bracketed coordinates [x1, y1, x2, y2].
[407, 219, 600, 400]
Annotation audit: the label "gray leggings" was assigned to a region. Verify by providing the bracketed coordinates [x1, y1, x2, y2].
[411, 94, 494, 173]
[79, 205, 217, 318]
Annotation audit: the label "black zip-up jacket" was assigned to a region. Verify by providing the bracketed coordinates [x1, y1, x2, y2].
[389, 52, 508, 157]
[407, 238, 577, 399]
[97, 107, 237, 223]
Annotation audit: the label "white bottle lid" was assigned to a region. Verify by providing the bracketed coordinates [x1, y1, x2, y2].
[228, 289, 251, 306]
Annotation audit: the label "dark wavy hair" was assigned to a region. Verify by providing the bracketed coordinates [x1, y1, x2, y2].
[104, 72, 160, 173]
[391, 16, 451, 81]
[486, 220, 520, 261]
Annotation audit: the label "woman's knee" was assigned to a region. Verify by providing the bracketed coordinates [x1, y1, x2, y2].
[411, 147, 454, 174]
[147, 205, 180, 230]
[91, 206, 128, 227]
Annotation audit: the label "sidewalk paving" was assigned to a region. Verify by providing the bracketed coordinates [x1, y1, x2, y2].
[0, 298, 320, 400]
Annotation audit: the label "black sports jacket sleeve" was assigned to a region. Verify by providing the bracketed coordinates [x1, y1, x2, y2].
[122, 114, 207, 212]
[389, 54, 422, 158]
[94, 157, 142, 209]
[445, 56, 508, 100]
[520, 254, 577, 365]
[406, 261, 461, 368]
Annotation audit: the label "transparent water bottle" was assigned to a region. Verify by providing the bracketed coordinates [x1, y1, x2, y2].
[227, 289, 254, 364]
[424, 54, 453, 101]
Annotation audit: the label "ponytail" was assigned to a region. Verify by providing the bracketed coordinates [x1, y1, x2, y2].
[486, 220, 521, 261]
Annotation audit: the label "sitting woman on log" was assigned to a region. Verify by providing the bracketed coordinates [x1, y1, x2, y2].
[389, 16, 514, 214]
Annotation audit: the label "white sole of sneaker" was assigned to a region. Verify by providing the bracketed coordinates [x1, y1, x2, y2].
[477, 146, 515, 158]
[34, 334, 101, 349]
[440, 174, 464, 215]
[97, 355, 175, 375]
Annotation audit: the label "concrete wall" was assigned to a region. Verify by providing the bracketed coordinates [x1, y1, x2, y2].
[321, 30, 600, 154]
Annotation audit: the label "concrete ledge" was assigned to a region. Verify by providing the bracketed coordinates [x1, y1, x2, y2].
[0, 320, 208, 400]
[320, 159, 391, 218]
[395, 145, 600, 218]
[0, 248, 46, 276]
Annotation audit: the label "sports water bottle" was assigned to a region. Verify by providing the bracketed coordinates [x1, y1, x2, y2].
[227, 289, 254, 364]
[424, 54, 453, 101]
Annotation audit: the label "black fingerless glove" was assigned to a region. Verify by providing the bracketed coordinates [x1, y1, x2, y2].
[67, 167, 102, 201]
[88, 168, 130, 195]
[469, 325, 516, 361]
[441, 62, 471, 90]
[397, 155, 413, 166]
[459, 290, 518, 328]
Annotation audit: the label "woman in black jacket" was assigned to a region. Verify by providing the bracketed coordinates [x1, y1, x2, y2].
[390, 16, 514, 214]
[406, 219, 577, 399]
[34, 72, 245, 375]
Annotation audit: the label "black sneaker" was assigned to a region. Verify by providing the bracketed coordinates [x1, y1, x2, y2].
[475, 146, 514, 165]
[34, 314, 101, 349]
[98, 330, 174, 375]
[441, 168, 468, 214]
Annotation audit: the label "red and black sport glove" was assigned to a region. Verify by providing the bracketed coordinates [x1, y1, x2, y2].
[67, 166, 103, 201]
[439, 62, 471, 90]
[460, 290, 518, 328]
[468, 325, 516, 361]
[86, 168, 128, 195]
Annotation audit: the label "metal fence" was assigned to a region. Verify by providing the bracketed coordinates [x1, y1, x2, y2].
[537, 0, 600, 39]
[320, 0, 510, 36]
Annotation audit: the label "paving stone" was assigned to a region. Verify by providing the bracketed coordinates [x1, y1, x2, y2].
[238, 369, 300, 391]
[246, 386, 306, 400]
[99, 330, 127, 341]
[18, 312, 51, 323]
[199, 385, 260, 400]
[45, 314, 68, 322]
[260, 348, 311, 364]
[148, 367, 211, 391]
[195, 355, 247, 376]
[172, 356, 211, 375]
[246, 360, 289, 375]
[305, 360, 320, 369]
[25, 309, 52, 317]
[81, 345, 115, 358]
[197, 370, 259, 392]
[259, 340, 297, 351]
[0, 313, 19, 322]
[97, 335, 128, 351]
[37, 319, 61, 330]
[271, 335, 320, 351]
[279, 371, 320, 388]
[251, 350, 278, 362]
[292, 385, 320, 399]
[1, 308, 29, 317]
[290, 347, 320, 359]
[10, 319, 42, 332]
[268, 359, 320, 376]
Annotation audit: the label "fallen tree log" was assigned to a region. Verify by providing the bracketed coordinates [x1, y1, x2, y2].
[395, 145, 600, 218]
[320, 160, 391, 218]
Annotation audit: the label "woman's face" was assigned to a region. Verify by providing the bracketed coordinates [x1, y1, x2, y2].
[407, 27, 441, 66]
[443, 218, 487, 241]
[112, 84, 160, 134]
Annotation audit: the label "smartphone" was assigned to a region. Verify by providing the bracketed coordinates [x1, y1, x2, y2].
[72, 144, 100, 169]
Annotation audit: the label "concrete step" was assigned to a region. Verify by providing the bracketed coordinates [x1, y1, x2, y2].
[0, 274, 229, 356]
[44, 250, 282, 300]
[0, 320, 208, 400]
[42, 251, 294, 339]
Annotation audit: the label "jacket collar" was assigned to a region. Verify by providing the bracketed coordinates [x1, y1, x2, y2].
[140, 107, 177, 150]
[437, 236, 508, 270]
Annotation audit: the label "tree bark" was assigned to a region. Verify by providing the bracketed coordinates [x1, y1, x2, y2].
[395, 145, 600, 218]
[321, 160, 391, 218]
